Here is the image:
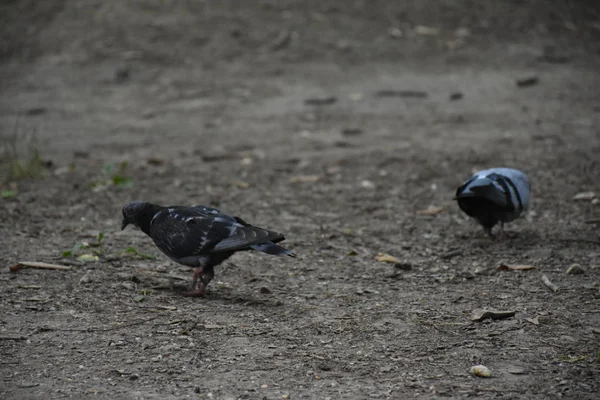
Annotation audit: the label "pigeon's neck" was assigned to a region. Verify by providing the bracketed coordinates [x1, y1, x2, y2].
[136, 204, 163, 235]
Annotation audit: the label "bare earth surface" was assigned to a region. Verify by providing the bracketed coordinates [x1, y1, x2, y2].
[1, 1, 600, 399]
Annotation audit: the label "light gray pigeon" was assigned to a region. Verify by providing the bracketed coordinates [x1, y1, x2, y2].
[454, 168, 531, 240]
[121, 202, 295, 297]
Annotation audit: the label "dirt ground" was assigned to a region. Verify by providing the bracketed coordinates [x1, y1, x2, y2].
[1, 1, 600, 399]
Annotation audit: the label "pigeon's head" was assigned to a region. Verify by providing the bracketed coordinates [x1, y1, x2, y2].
[121, 201, 150, 230]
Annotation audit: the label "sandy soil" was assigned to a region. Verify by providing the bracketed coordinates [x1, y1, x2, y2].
[1, 1, 600, 399]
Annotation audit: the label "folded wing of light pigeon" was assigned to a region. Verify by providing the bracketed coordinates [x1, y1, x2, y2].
[455, 168, 530, 239]
[121, 202, 295, 297]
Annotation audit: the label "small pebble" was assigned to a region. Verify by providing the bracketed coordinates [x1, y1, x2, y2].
[566, 264, 585, 275]
[470, 365, 492, 377]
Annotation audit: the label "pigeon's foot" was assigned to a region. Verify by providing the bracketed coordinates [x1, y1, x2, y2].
[497, 222, 506, 242]
[184, 266, 214, 298]
[190, 266, 204, 289]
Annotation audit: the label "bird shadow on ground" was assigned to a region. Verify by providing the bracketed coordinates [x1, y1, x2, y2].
[161, 282, 284, 307]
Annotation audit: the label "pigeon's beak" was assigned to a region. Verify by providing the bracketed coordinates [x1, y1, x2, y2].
[121, 219, 128, 231]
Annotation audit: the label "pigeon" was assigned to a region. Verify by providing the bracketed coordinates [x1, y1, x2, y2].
[121, 201, 295, 297]
[454, 168, 531, 240]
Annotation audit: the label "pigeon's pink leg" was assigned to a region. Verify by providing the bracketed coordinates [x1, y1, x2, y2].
[190, 266, 204, 289]
[497, 222, 506, 242]
[183, 267, 214, 297]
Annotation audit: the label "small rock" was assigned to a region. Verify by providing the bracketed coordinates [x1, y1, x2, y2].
[304, 96, 337, 106]
[341, 128, 363, 136]
[516, 76, 539, 88]
[470, 365, 492, 377]
[120, 281, 136, 291]
[388, 27, 403, 37]
[394, 262, 413, 271]
[79, 271, 93, 284]
[360, 180, 375, 189]
[259, 287, 272, 294]
[155, 265, 168, 273]
[449, 92, 464, 101]
[507, 366, 527, 375]
[566, 264, 585, 275]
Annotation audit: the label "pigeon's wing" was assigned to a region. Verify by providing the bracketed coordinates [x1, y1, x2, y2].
[149, 206, 285, 257]
[148, 208, 230, 258]
[485, 170, 529, 212]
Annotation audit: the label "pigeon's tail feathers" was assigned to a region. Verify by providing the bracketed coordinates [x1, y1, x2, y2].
[212, 225, 287, 253]
[251, 242, 296, 257]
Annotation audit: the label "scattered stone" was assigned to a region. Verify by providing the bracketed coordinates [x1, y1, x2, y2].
[507, 366, 527, 375]
[360, 180, 375, 189]
[341, 128, 363, 136]
[469, 365, 492, 377]
[259, 287, 272, 294]
[449, 92, 464, 101]
[304, 96, 337, 106]
[79, 271, 93, 284]
[516, 76, 539, 88]
[374, 90, 428, 98]
[566, 264, 585, 275]
[394, 262, 413, 271]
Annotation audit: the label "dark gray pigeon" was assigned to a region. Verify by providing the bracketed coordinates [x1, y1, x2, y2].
[121, 202, 295, 297]
[454, 168, 530, 240]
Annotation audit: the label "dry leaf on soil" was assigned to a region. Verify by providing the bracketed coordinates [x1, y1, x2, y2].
[417, 206, 445, 216]
[375, 253, 401, 264]
[498, 264, 536, 271]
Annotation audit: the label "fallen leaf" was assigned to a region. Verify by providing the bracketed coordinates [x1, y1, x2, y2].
[525, 316, 540, 325]
[415, 25, 440, 36]
[77, 254, 99, 263]
[558, 355, 588, 363]
[498, 264, 536, 271]
[376, 253, 401, 264]
[417, 206, 444, 216]
[471, 308, 516, 322]
[572, 191, 596, 201]
[289, 175, 320, 184]
[233, 181, 250, 188]
[1, 189, 18, 199]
